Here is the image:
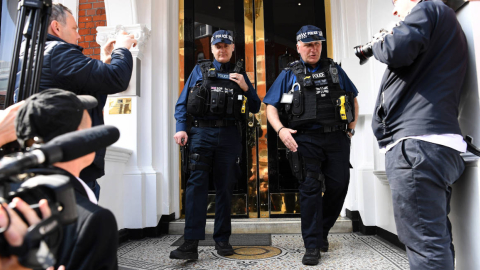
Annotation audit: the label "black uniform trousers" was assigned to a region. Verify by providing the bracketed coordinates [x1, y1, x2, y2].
[386, 139, 464, 270]
[295, 130, 351, 249]
[184, 126, 242, 242]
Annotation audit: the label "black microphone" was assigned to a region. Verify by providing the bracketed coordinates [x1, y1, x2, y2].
[0, 125, 120, 179]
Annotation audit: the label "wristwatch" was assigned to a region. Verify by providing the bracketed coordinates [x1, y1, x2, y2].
[346, 128, 355, 136]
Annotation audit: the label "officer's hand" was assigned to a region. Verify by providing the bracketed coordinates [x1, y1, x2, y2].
[174, 131, 188, 146]
[114, 31, 138, 50]
[0, 101, 24, 147]
[279, 128, 298, 152]
[229, 73, 249, 92]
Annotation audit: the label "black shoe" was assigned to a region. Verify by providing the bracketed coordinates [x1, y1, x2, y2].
[302, 248, 321, 265]
[215, 241, 234, 256]
[170, 240, 199, 260]
[321, 237, 329, 252]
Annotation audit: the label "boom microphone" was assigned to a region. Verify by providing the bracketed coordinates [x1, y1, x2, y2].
[0, 125, 120, 179]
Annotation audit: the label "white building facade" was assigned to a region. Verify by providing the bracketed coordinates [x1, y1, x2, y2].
[14, 0, 480, 267]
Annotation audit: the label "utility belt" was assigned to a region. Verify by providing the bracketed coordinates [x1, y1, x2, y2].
[192, 119, 237, 128]
[191, 118, 244, 138]
[297, 125, 346, 134]
[286, 150, 326, 192]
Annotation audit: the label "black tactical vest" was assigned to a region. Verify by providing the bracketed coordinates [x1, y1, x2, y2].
[284, 58, 354, 128]
[186, 60, 247, 120]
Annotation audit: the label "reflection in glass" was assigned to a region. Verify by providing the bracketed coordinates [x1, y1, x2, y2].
[270, 193, 301, 215]
[108, 98, 132, 114]
[0, 0, 17, 109]
[206, 194, 247, 216]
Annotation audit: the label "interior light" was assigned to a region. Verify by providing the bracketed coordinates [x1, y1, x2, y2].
[298, 2, 301, 5]
[218, 6, 221, 9]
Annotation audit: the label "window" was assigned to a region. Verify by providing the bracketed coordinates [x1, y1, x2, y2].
[0, 0, 17, 108]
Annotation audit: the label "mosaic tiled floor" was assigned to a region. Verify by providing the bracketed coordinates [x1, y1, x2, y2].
[118, 233, 409, 270]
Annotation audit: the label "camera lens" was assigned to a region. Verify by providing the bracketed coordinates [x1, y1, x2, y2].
[354, 44, 373, 65]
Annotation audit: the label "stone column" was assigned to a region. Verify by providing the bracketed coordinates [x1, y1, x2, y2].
[96, 24, 157, 229]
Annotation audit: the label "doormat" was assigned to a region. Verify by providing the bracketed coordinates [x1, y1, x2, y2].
[171, 234, 271, 246]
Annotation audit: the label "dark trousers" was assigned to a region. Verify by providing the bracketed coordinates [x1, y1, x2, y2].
[184, 126, 242, 242]
[295, 130, 351, 249]
[386, 139, 465, 270]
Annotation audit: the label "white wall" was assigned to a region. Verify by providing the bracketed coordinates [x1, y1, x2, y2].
[451, 2, 480, 269]
[97, 0, 180, 229]
[330, 0, 398, 234]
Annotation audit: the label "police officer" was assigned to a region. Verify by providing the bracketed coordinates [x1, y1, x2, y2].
[264, 25, 359, 266]
[370, 1, 467, 269]
[171, 30, 261, 260]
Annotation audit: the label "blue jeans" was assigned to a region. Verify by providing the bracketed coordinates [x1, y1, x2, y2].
[184, 126, 242, 242]
[386, 139, 465, 270]
[295, 130, 351, 249]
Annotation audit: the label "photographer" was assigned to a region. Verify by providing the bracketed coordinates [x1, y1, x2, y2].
[15, 3, 137, 200]
[12, 89, 119, 270]
[370, 0, 467, 269]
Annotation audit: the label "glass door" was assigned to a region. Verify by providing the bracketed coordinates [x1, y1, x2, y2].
[179, 0, 329, 218]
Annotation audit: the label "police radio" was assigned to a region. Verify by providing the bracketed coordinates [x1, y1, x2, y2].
[303, 76, 313, 87]
[208, 68, 217, 78]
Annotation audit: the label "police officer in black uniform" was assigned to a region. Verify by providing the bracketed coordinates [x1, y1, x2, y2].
[171, 30, 261, 260]
[264, 25, 359, 266]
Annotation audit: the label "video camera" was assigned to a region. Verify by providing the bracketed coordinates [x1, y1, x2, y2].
[0, 125, 120, 269]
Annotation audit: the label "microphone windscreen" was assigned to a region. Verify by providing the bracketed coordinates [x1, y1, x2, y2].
[45, 125, 120, 162]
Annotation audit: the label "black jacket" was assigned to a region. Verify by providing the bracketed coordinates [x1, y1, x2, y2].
[371, 0, 467, 148]
[16, 34, 133, 182]
[54, 169, 118, 270]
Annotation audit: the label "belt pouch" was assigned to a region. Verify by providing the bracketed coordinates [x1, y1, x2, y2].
[292, 90, 304, 116]
[345, 92, 355, 123]
[233, 94, 244, 120]
[187, 85, 207, 116]
[286, 150, 303, 181]
[210, 90, 225, 114]
[227, 95, 234, 115]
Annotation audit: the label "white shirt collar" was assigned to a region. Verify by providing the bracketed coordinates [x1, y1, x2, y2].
[76, 177, 98, 204]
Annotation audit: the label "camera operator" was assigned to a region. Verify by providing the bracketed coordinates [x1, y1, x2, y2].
[15, 3, 137, 200]
[370, 1, 467, 269]
[0, 197, 64, 270]
[13, 89, 119, 270]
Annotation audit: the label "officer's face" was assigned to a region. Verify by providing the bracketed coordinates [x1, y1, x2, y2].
[211, 43, 235, 63]
[297, 41, 322, 65]
[392, 0, 419, 21]
[56, 12, 81, 45]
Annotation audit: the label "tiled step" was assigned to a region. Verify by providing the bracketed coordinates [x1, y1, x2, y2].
[168, 217, 352, 234]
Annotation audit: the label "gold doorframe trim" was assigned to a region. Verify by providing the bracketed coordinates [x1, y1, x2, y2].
[325, 0, 334, 59]
[253, 0, 269, 218]
[178, 0, 185, 218]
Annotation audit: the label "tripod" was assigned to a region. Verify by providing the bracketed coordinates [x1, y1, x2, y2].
[5, 0, 52, 107]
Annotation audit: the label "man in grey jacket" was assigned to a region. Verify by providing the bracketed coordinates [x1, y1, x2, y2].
[371, 1, 467, 269]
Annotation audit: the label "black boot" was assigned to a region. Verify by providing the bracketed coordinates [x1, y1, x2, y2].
[170, 240, 199, 260]
[215, 241, 234, 256]
[302, 248, 321, 265]
[321, 237, 329, 252]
